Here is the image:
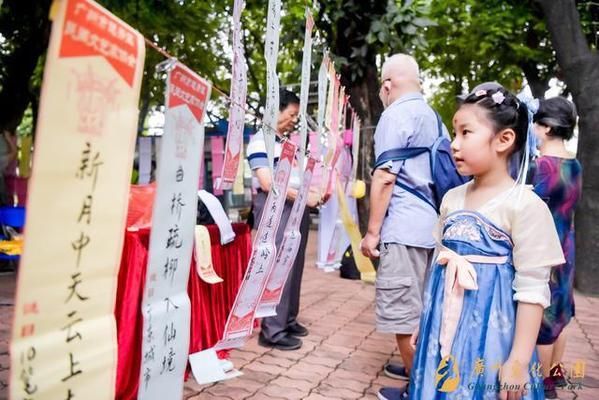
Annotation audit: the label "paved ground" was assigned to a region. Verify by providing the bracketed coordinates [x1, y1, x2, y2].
[1, 230, 599, 399]
[183, 232, 599, 400]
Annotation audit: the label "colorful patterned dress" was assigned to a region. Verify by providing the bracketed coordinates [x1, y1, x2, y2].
[529, 156, 582, 345]
[410, 183, 564, 399]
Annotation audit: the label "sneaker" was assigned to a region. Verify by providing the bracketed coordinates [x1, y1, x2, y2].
[384, 363, 410, 381]
[377, 386, 409, 400]
[543, 376, 558, 399]
[550, 363, 568, 388]
[258, 333, 302, 351]
[286, 322, 309, 337]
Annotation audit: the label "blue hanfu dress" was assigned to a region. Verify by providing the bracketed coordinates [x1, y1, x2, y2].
[410, 183, 565, 400]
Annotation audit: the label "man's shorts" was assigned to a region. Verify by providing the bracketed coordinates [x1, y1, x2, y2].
[375, 243, 434, 335]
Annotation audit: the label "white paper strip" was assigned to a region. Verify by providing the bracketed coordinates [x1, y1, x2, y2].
[297, 8, 314, 179]
[198, 189, 235, 245]
[317, 52, 329, 159]
[216, 0, 247, 191]
[352, 114, 360, 181]
[255, 157, 315, 317]
[214, 140, 297, 350]
[138, 136, 152, 184]
[263, 0, 282, 171]
[138, 63, 210, 400]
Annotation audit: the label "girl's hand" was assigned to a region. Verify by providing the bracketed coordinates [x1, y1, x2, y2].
[410, 326, 419, 350]
[499, 358, 529, 400]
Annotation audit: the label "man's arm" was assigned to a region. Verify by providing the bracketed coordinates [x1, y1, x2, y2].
[360, 168, 396, 258]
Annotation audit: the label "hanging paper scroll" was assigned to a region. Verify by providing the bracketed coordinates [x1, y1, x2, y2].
[325, 61, 335, 131]
[194, 225, 223, 284]
[317, 52, 329, 158]
[232, 144, 245, 195]
[214, 140, 297, 350]
[336, 180, 376, 282]
[10, 0, 144, 398]
[138, 136, 152, 184]
[351, 113, 360, 181]
[263, 0, 282, 171]
[215, 0, 247, 190]
[138, 62, 210, 400]
[255, 157, 316, 317]
[297, 8, 314, 178]
[211, 136, 224, 196]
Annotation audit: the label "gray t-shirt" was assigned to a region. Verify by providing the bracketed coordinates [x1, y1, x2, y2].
[374, 92, 448, 248]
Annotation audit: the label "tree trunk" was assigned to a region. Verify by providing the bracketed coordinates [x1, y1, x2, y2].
[0, 1, 52, 133]
[349, 65, 384, 234]
[323, 0, 387, 235]
[537, 0, 599, 294]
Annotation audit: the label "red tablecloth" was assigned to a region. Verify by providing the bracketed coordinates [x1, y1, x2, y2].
[114, 223, 251, 400]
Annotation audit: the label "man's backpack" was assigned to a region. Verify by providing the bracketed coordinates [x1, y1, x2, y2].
[374, 112, 469, 213]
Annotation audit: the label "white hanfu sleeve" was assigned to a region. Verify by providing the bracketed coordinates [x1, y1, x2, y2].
[511, 190, 565, 308]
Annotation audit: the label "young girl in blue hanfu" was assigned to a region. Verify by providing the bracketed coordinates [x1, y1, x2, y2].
[408, 83, 565, 400]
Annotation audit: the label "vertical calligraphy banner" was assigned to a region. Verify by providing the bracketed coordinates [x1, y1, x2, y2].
[263, 0, 282, 171]
[317, 52, 329, 160]
[255, 157, 315, 317]
[10, 0, 145, 399]
[214, 140, 297, 350]
[138, 63, 211, 400]
[297, 8, 314, 179]
[215, 0, 247, 191]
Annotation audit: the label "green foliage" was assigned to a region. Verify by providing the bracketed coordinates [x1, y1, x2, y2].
[416, 0, 558, 124]
[316, 0, 433, 83]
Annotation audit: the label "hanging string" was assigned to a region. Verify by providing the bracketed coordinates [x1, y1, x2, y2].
[143, 36, 319, 163]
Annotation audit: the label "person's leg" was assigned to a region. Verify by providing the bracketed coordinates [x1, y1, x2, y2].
[552, 324, 569, 366]
[260, 201, 293, 342]
[287, 210, 310, 326]
[395, 334, 414, 373]
[537, 344, 555, 377]
[377, 245, 427, 377]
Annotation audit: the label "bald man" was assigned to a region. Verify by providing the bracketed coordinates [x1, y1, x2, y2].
[360, 54, 449, 400]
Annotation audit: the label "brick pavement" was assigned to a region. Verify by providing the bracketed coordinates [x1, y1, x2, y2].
[184, 232, 599, 400]
[0, 231, 598, 399]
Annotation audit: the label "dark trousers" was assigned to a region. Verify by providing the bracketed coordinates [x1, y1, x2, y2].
[252, 190, 311, 342]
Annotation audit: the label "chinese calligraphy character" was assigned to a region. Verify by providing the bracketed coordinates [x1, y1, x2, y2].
[166, 225, 183, 249]
[19, 347, 38, 395]
[144, 367, 151, 389]
[76, 142, 104, 190]
[143, 346, 155, 363]
[71, 232, 91, 268]
[66, 272, 89, 303]
[61, 353, 83, 382]
[163, 257, 178, 283]
[163, 322, 176, 346]
[77, 195, 93, 224]
[61, 310, 83, 343]
[160, 347, 176, 374]
[176, 165, 184, 182]
[164, 297, 179, 313]
[170, 192, 185, 220]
